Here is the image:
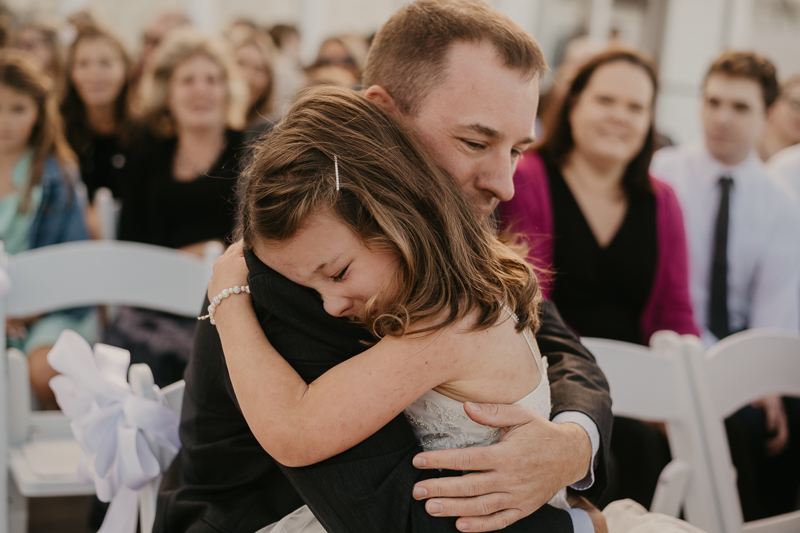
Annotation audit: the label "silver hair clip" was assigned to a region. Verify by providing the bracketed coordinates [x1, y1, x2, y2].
[334, 155, 340, 191]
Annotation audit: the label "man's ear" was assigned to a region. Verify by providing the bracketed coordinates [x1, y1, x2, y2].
[364, 85, 401, 117]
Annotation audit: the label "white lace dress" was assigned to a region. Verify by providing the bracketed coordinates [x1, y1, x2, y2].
[258, 309, 568, 533]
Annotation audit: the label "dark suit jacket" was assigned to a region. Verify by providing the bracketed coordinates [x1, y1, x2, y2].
[154, 250, 612, 532]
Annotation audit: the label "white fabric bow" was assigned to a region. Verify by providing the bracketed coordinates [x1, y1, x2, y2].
[47, 330, 181, 533]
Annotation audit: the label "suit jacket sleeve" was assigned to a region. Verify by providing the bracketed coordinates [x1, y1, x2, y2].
[536, 300, 612, 501]
[155, 250, 575, 533]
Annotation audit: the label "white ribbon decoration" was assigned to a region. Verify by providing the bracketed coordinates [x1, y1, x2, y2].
[47, 330, 182, 533]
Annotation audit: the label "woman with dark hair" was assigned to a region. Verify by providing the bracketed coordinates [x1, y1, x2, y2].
[61, 24, 137, 233]
[499, 47, 699, 507]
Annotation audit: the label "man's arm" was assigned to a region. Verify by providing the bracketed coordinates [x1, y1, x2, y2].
[410, 301, 612, 532]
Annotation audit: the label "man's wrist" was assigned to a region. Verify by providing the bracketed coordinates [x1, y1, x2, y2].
[555, 421, 593, 486]
[553, 411, 599, 490]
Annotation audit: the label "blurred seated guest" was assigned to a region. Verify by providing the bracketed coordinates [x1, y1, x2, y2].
[269, 24, 300, 58]
[233, 33, 276, 140]
[310, 35, 368, 86]
[759, 75, 800, 161]
[500, 47, 699, 509]
[0, 8, 11, 49]
[129, 12, 190, 99]
[652, 51, 800, 521]
[61, 24, 138, 236]
[225, 18, 259, 43]
[112, 29, 246, 387]
[0, 51, 97, 408]
[305, 63, 357, 88]
[268, 24, 304, 118]
[65, 9, 102, 34]
[13, 21, 63, 84]
[768, 142, 800, 197]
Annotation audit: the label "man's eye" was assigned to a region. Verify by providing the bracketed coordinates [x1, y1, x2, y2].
[332, 265, 349, 282]
[462, 139, 484, 150]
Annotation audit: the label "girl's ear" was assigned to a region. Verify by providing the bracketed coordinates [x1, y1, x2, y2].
[364, 85, 401, 118]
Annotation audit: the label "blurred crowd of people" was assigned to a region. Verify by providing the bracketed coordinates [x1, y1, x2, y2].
[0, 2, 799, 528]
[0, 7, 374, 405]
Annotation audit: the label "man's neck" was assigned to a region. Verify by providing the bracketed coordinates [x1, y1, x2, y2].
[86, 104, 117, 135]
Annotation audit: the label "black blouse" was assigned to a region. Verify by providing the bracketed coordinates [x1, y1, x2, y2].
[546, 158, 658, 345]
[118, 129, 244, 249]
[68, 130, 130, 202]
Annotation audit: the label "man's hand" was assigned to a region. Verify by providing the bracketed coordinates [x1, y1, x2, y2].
[411, 402, 592, 532]
[752, 395, 789, 456]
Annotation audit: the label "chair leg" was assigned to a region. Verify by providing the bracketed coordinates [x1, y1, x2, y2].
[8, 477, 27, 533]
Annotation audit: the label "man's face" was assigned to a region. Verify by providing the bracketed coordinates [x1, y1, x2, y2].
[386, 41, 539, 217]
[702, 73, 766, 166]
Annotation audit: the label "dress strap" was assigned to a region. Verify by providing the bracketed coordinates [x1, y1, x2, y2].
[500, 303, 547, 377]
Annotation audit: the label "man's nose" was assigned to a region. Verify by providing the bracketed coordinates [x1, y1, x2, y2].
[479, 154, 515, 202]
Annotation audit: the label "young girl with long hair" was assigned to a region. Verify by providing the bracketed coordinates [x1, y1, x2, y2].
[0, 50, 96, 408]
[208, 86, 606, 531]
[61, 24, 136, 204]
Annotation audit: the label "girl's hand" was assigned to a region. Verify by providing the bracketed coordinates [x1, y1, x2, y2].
[208, 241, 250, 302]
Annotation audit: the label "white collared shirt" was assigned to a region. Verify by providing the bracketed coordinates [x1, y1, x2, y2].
[651, 143, 800, 346]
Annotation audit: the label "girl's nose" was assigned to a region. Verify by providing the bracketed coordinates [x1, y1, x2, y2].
[322, 295, 352, 318]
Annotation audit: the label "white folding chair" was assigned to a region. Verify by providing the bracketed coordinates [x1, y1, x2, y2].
[128, 364, 184, 533]
[0, 239, 220, 533]
[582, 331, 721, 532]
[683, 330, 800, 533]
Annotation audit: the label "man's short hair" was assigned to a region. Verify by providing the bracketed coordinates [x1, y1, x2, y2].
[363, 0, 546, 116]
[705, 51, 779, 109]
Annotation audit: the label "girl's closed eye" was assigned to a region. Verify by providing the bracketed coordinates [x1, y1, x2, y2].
[332, 265, 349, 282]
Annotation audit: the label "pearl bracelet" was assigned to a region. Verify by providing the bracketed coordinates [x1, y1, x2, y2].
[198, 285, 250, 325]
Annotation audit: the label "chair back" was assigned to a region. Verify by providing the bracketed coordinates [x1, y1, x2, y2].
[684, 330, 800, 533]
[582, 331, 721, 532]
[0, 240, 219, 533]
[2, 240, 221, 318]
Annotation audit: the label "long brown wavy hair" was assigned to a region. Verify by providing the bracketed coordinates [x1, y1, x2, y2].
[241, 86, 541, 338]
[0, 50, 77, 212]
[61, 25, 136, 146]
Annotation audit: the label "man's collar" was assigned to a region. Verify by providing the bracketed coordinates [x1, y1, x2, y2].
[699, 144, 761, 184]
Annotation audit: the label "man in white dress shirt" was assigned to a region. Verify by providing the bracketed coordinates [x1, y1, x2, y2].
[651, 50, 800, 520]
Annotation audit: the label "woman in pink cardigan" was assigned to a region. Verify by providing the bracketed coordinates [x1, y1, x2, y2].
[501, 48, 698, 346]
[500, 48, 698, 509]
